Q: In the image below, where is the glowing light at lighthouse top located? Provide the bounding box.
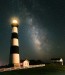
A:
[12,20,18,24]
[11,19,19,27]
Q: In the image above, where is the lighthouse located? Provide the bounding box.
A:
[9,19,20,67]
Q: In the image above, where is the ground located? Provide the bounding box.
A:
[0,65,65,75]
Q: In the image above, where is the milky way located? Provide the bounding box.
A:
[26,17,51,60]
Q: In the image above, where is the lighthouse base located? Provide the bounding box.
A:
[14,63,20,67]
[9,63,20,68]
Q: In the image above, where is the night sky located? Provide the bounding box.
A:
[0,0,65,65]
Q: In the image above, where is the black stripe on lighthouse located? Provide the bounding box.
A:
[10,46,19,54]
[11,33,18,39]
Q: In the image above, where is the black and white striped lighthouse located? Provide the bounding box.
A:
[9,19,20,67]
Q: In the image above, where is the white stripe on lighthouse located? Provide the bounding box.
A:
[12,54,20,63]
[12,27,18,33]
[12,38,19,46]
